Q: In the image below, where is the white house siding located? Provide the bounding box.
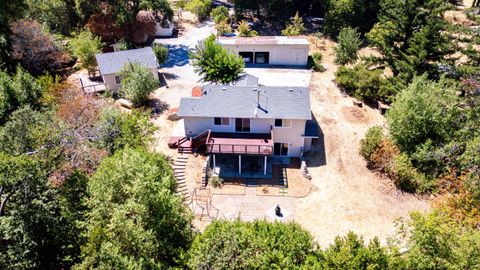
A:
[183,116,307,157]
[272,119,306,157]
[103,68,159,92]
[222,44,309,66]
[183,117,272,136]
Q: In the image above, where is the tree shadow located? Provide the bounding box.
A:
[158,72,180,88]
[162,44,191,68]
[150,98,170,118]
[303,114,327,167]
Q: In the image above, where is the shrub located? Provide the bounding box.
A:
[190,35,244,83]
[210,176,223,187]
[118,63,159,106]
[94,107,157,153]
[152,43,169,65]
[360,126,383,162]
[211,6,229,24]
[187,220,315,269]
[238,20,258,37]
[390,153,420,192]
[69,29,102,77]
[281,11,306,36]
[185,0,212,21]
[335,27,361,65]
[308,52,325,72]
[335,64,392,102]
[115,39,129,51]
[215,20,233,36]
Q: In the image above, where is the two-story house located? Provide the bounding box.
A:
[169,76,318,178]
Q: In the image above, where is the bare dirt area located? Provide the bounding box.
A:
[294,38,430,247]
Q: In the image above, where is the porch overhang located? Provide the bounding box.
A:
[206,132,273,156]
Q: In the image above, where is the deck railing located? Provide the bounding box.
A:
[206,143,273,155]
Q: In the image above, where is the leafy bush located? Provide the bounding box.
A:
[115,39,129,51]
[360,126,383,161]
[185,0,212,21]
[215,20,233,36]
[211,6,229,24]
[190,35,245,83]
[119,63,159,106]
[335,27,361,65]
[386,76,461,154]
[322,232,390,269]
[238,20,258,37]
[210,176,223,187]
[187,220,315,269]
[94,107,157,153]
[308,52,325,72]
[389,153,420,192]
[281,11,306,36]
[69,30,102,76]
[335,64,392,102]
[152,43,169,65]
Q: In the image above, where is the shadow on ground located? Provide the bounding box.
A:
[163,44,190,67]
[303,115,326,167]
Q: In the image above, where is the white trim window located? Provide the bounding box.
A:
[214,117,230,126]
[274,119,292,128]
[115,75,122,84]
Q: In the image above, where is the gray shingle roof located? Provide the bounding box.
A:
[178,85,312,120]
[95,47,158,75]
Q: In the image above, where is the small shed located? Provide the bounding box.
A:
[217,36,309,67]
[95,47,159,91]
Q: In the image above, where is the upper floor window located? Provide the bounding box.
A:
[214,117,230,126]
[115,75,122,84]
[274,119,291,128]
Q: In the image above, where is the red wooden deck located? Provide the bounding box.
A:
[206,133,273,155]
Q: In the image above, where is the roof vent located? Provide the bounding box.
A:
[289,89,294,93]
[222,87,227,91]
[252,88,258,91]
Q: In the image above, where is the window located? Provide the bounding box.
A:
[115,75,121,84]
[235,118,250,132]
[274,142,289,156]
[214,117,230,126]
[274,119,292,128]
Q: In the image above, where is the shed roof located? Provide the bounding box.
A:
[95,47,158,75]
[178,85,312,120]
[217,36,309,46]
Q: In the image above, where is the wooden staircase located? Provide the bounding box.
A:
[173,155,190,202]
[170,130,211,155]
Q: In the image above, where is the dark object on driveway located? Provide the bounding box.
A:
[275,205,283,217]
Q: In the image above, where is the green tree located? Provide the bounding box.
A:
[215,20,233,36]
[334,64,392,102]
[152,43,169,65]
[190,35,245,83]
[94,107,157,153]
[282,11,306,36]
[335,27,361,65]
[366,0,454,82]
[185,0,212,21]
[25,0,78,35]
[398,212,480,269]
[69,30,102,77]
[118,63,159,106]
[188,219,316,269]
[211,5,229,24]
[322,232,390,269]
[75,148,193,269]
[386,76,461,154]
[238,20,258,37]
[0,153,84,269]
[323,0,380,36]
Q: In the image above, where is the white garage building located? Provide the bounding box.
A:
[217,36,309,67]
